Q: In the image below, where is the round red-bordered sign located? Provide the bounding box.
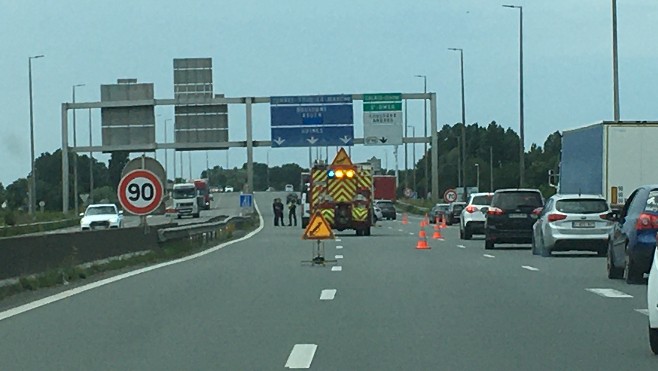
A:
[444,189,458,203]
[117,169,164,215]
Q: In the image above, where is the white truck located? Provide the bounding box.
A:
[557,121,658,209]
[172,183,200,218]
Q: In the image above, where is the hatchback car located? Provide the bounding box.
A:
[649,245,658,354]
[608,185,658,284]
[459,193,493,239]
[531,194,614,257]
[483,189,544,250]
[445,202,466,225]
[285,184,294,192]
[375,200,397,220]
[430,203,450,224]
[80,204,123,230]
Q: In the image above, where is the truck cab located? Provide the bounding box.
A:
[194,179,211,210]
[173,183,200,218]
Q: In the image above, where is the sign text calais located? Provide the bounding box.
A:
[363,93,403,146]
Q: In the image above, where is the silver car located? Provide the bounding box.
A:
[459,192,493,239]
[532,194,614,257]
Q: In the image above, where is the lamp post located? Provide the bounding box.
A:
[414,74,428,197]
[475,163,480,190]
[72,83,85,213]
[404,99,408,188]
[503,4,525,187]
[164,119,171,179]
[407,125,417,196]
[28,55,44,216]
[448,48,467,200]
[266,149,271,189]
[612,0,620,121]
[88,108,94,203]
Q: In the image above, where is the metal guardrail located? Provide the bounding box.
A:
[157,214,253,243]
[0,218,78,230]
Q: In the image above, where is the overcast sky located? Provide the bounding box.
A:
[1,0,657,186]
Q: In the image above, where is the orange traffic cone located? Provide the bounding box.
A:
[420,218,426,228]
[432,222,443,239]
[402,213,408,225]
[440,216,447,229]
[416,227,430,249]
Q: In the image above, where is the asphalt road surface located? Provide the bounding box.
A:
[0,194,656,369]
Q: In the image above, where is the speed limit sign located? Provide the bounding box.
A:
[117,169,164,215]
[443,189,458,203]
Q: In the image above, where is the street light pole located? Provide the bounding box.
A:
[449,48,467,201]
[415,75,428,197]
[612,0,620,121]
[407,125,417,196]
[164,119,171,179]
[88,108,94,203]
[72,83,85,214]
[475,163,480,190]
[503,4,525,187]
[404,99,408,189]
[490,146,494,191]
[28,55,44,216]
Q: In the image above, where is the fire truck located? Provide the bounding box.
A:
[306,148,374,236]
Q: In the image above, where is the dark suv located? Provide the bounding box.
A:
[375,200,397,220]
[483,189,544,250]
[446,202,466,225]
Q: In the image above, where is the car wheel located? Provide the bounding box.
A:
[459,228,465,240]
[485,239,494,250]
[596,243,607,257]
[193,213,200,218]
[607,246,624,279]
[540,237,552,257]
[392,215,396,220]
[650,327,658,355]
[624,253,643,284]
[531,234,539,256]
[464,227,472,240]
[365,227,371,236]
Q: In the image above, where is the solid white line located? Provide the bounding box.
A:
[457,245,466,249]
[521,265,539,271]
[335,254,343,259]
[285,344,318,369]
[331,266,342,272]
[320,289,337,300]
[635,309,650,316]
[336,245,343,250]
[585,288,633,298]
[0,200,266,323]
[483,254,495,258]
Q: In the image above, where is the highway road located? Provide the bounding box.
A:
[0,193,656,369]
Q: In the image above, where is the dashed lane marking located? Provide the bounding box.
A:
[335,255,343,259]
[521,265,539,271]
[483,254,495,258]
[320,289,337,301]
[285,344,317,369]
[331,266,342,272]
[457,245,466,249]
[585,288,633,298]
[336,245,343,250]
[635,309,650,316]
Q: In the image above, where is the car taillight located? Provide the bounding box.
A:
[547,213,567,222]
[635,212,658,230]
[599,212,614,221]
[487,207,504,216]
[465,205,478,213]
[532,207,543,216]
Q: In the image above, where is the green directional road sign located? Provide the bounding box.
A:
[363,93,403,146]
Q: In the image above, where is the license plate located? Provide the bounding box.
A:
[573,221,595,228]
[509,213,527,219]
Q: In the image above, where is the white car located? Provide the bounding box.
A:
[285,184,294,192]
[224,186,234,192]
[649,246,658,354]
[373,205,384,222]
[80,204,123,230]
[459,192,493,240]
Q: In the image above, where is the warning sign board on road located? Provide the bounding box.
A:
[117,169,164,216]
[331,148,354,166]
[302,211,335,240]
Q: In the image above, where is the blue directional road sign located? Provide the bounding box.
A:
[270,94,354,147]
[239,194,253,208]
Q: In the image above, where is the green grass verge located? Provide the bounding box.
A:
[395,199,434,215]
[0,214,260,301]
[0,218,80,238]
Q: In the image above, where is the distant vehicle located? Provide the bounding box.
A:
[80,204,123,230]
[430,203,449,224]
[459,193,493,239]
[194,179,211,210]
[445,202,466,225]
[266,186,275,191]
[483,189,544,250]
[285,184,294,192]
[531,194,613,257]
[373,175,396,201]
[608,185,658,283]
[286,192,299,205]
[224,186,234,192]
[648,245,658,354]
[210,187,220,193]
[373,205,384,222]
[172,183,200,218]
[375,200,396,220]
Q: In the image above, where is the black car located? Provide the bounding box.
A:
[375,200,397,220]
[430,204,450,223]
[446,202,466,225]
[483,189,544,250]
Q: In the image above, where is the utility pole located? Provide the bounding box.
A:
[489,146,494,191]
[88,108,94,203]
[28,55,44,216]
[404,99,408,188]
[72,83,85,214]
[612,0,620,121]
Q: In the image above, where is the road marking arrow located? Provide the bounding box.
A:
[273,137,286,146]
[379,137,388,143]
[307,136,318,145]
[339,135,352,144]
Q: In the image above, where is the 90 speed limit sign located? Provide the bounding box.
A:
[117,169,164,215]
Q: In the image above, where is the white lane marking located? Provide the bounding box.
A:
[320,289,337,301]
[398,229,404,232]
[0,200,266,323]
[331,266,342,272]
[585,288,633,298]
[335,239,342,242]
[335,254,343,259]
[635,309,650,316]
[457,245,466,249]
[521,265,539,271]
[285,344,318,369]
[483,254,495,258]
[387,226,393,229]
[336,245,343,250]
[409,232,415,235]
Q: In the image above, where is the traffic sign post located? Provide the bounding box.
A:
[239,193,254,215]
[117,169,164,216]
[301,211,337,266]
[363,93,403,146]
[444,189,458,203]
[270,95,354,147]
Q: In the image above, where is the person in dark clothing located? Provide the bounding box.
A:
[288,199,297,226]
[273,198,284,226]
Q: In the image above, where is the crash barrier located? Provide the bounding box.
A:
[158,215,255,244]
[0,218,80,238]
[395,200,431,216]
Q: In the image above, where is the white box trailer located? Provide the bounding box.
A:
[559,121,658,207]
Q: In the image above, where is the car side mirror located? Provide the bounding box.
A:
[79,212,84,217]
[119,211,124,215]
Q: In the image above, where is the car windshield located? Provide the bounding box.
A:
[495,192,543,210]
[377,201,394,208]
[86,206,116,216]
[556,199,608,214]
[471,195,493,206]
[173,188,196,199]
[645,190,658,212]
